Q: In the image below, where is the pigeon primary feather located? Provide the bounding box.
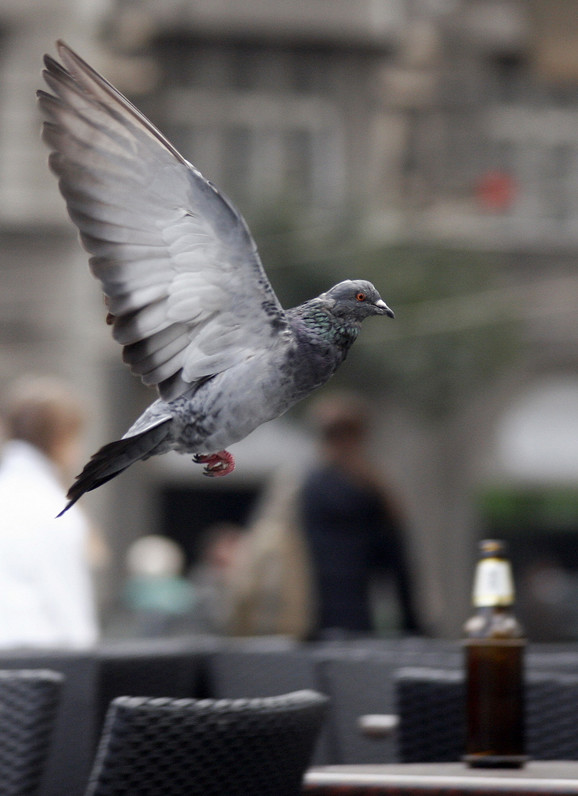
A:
[37,41,394,515]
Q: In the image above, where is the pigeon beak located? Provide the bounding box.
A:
[375,299,395,319]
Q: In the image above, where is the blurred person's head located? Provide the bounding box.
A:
[308,391,372,459]
[197,522,244,571]
[2,375,87,474]
[126,535,186,579]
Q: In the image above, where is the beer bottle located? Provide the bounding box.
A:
[463,539,526,768]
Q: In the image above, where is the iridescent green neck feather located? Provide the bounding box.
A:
[299,304,360,350]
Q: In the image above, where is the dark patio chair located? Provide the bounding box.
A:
[319,647,461,764]
[93,638,207,730]
[395,667,464,762]
[0,669,64,796]
[85,689,328,796]
[395,666,578,763]
[209,644,332,763]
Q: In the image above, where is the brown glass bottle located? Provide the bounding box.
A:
[463,539,526,768]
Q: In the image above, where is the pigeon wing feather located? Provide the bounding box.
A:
[38,41,289,401]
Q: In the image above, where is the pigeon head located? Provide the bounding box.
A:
[320,280,394,321]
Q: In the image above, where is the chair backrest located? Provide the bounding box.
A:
[0,669,64,796]
[209,646,333,763]
[526,673,578,759]
[319,647,461,764]
[85,689,328,796]
[395,667,578,763]
[395,667,464,763]
[94,639,205,731]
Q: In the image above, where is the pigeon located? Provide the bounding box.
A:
[37,41,394,515]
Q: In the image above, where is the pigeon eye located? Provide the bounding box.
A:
[356,292,366,302]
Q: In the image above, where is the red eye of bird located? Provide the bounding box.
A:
[356,292,366,302]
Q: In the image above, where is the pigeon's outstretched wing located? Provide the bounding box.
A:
[38,41,289,402]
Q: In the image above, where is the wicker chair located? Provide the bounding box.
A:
[0,669,64,796]
[85,689,328,796]
[209,646,333,763]
[395,667,464,762]
[395,666,578,763]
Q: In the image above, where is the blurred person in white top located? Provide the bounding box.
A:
[0,376,100,648]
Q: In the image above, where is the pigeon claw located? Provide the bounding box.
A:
[193,450,235,478]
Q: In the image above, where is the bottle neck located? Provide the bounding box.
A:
[472,557,515,608]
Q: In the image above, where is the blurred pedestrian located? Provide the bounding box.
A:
[0,375,100,648]
[228,392,421,640]
[300,392,421,638]
[228,477,315,639]
[189,522,244,634]
[123,534,195,637]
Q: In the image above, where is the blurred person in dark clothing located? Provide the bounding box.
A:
[300,392,420,638]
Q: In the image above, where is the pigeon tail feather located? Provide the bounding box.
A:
[58,419,171,516]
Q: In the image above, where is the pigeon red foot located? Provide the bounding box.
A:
[193,450,235,477]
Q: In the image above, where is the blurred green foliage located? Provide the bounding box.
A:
[479,487,578,534]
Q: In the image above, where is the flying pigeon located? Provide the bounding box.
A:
[37,41,394,515]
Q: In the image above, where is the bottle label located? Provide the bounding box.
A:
[472,558,514,606]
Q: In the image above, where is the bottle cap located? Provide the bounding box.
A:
[479,539,507,557]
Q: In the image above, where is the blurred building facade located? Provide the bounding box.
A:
[1,0,578,636]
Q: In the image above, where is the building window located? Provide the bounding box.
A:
[152,38,346,211]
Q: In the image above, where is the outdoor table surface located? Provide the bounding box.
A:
[304,761,578,795]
